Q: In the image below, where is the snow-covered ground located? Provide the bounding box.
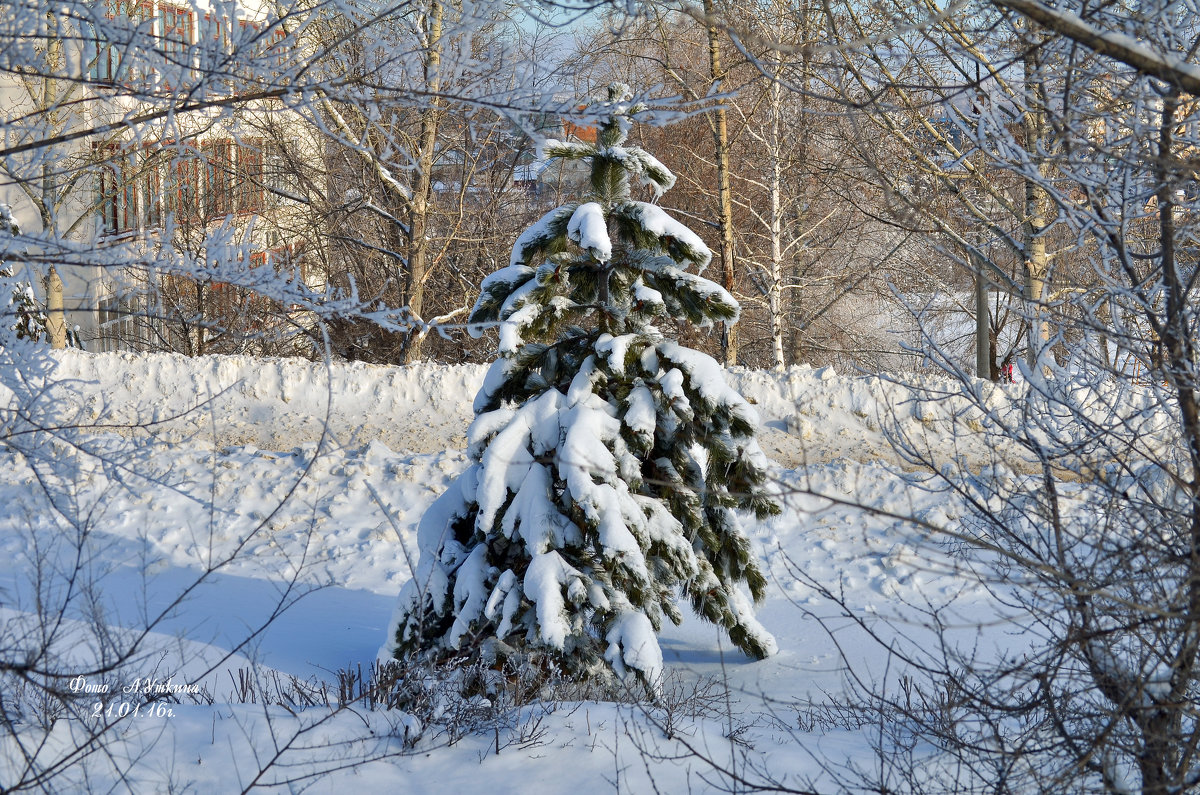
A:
[0,350,1038,792]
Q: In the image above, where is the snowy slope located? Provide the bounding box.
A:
[0,350,1071,792]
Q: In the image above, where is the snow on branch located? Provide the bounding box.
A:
[609,147,676,197]
[539,138,594,160]
[992,0,1200,95]
[508,205,577,268]
[567,202,612,263]
[626,202,712,269]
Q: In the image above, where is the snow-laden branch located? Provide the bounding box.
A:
[992,0,1200,94]
[320,97,415,205]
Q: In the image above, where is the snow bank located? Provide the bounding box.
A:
[37,351,1170,475]
[42,349,486,454]
[38,352,906,465]
[41,352,907,466]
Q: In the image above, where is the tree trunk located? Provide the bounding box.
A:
[1022,44,1052,370]
[1154,88,1200,795]
[38,10,61,234]
[767,54,785,371]
[402,0,443,365]
[45,266,66,349]
[704,0,737,366]
[787,0,814,368]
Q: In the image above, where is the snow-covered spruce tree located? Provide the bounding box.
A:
[383,84,779,686]
[0,204,46,343]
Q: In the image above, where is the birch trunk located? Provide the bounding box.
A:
[402,0,443,364]
[704,0,738,366]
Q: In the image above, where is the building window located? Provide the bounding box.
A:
[89,32,122,83]
[87,2,286,87]
[167,152,202,226]
[202,140,233,218]
[263,142,296,200]
[237,144,265,213]
[235,18,261,46]
[89,0,196,85]
[144,158,163,228]
[97,291,141,352]
[201,11,229,48]
[158,3,193,58]
[89,0,155,84]
[267,27,288,68]
[200,10,232,73]
[96,140,270,233]
[157,2,195,85]
[95,147,142,235]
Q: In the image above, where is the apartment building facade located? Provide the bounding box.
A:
[0,0,314,353]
